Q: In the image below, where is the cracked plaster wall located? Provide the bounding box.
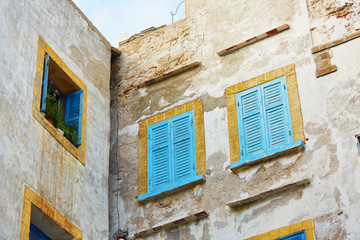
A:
[108,0,360,239]
[0,0,111,239]
[306,0,360,46]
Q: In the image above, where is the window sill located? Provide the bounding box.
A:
[230,140,305,172]
[133,211,208,238]
[137,174,205,203]
[227,178,310,208]
[32,110,86,165]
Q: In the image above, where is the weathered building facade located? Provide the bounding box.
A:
[0,0,112,239]
[109,0,360,239]
[2,0,360,239]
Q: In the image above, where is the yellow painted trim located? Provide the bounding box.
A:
[32,36,87,165]
[138,98,206,195]
[225,64,305,164]
[20,185,82,240]
[244,219,316,240]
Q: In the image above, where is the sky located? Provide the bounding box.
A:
[72,0,185,46]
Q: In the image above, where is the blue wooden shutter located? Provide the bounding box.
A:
[237,88,265,159]
[40,54,50,112]
[30,224,52,240]
[262,77,291,149]
[149,121,171,190]
[65,90,84,146]
[276,231,305,240]
[172,113,194,181]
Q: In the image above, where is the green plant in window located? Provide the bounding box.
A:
[44,89,79,145]
[44,90,64,128]
[64,122,79,145]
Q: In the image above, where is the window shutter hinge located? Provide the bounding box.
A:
[191,118,193,124]
[289,131,291,136]
[237,102,239,107]
[149,179,151,184]
[149,134,150,139]
[193,164,195,169]
[241,150,243,155]
[283,85,286,89]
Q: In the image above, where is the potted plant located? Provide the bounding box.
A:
[64,123,79,145]
[44,89,80,145]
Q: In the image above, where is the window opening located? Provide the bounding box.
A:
[40,53,83,146]
[30,204,75,240]
[236,76,293,163]
[275,230,305,240]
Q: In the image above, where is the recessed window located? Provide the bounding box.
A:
[355,134,360,153]
[148,111,196,192]
[21,186,82,240]
[40,54,83,146]
[30,205,74,240]
[226,64,305,171]
[137,99,206,202]
[243,219,315,240]
[32,37,87,165]
[276,230,305,240]
[236,76,293,162]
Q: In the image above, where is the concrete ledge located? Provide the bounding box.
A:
[134,61,201,88]
[227,179,310,208]
[217,24,290,57]
[230,140,305,172]
[137,174,205,203]
[132,211,209,238]
[316,65,337,78]
[311,30,360,54]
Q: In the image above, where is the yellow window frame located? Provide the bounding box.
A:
[138,98,206,197]
[32,36,87,165]
[244,219,316,240]
[20,185,82,240]
[225,64,305,167]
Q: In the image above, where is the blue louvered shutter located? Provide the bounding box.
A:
[65,90,84,146]
[276,231,305,240]
[149,121,171,190]
[40,54,50,112]
[262,77,291,150]
[237,87,266,159]
[30,224,52,240]
[172,113,194,181]
[30,229,41,240]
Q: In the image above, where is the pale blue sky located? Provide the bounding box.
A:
[72,0,185,46]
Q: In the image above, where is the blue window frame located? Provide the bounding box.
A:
[147,110,197,195]
[276,230,306,240]
[40,53,83,146]
[236,76,294,164]
[30,224,52,240]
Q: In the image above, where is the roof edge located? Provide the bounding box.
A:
[66,0,112,51]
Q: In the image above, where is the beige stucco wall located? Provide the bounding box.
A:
[109,0,360,239]
[0,0,111,239]
[306,0,360,46]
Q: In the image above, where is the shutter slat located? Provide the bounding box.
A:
[242,90,260,116]
[65,90,84,146]
[264,81,289,149]
[152,147,171,187]
[150,122,171,189]
[40,54,50,112]
[174,139,191,179]
[173,115,192,180]
[264,82,283,108]
[153,124,168,147]
[238,88,265,157]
